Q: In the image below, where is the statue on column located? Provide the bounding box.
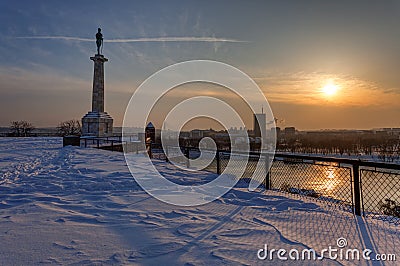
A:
[96,28,103,55]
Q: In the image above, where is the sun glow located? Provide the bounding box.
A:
[321,81,339,96]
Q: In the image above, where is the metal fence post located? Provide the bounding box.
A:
[165,146,169,162]
[265,154,271,190]
[352,163,362,216]
[216,150,221,175]
[185,147,190,168]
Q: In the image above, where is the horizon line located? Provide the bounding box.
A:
[1,125,399,131]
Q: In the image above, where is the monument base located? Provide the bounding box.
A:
[81,111,113,137]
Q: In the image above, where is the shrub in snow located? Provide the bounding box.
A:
[379,199,400,218]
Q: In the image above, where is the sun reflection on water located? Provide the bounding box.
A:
[320,167,337,194]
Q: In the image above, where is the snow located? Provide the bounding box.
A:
[0,137,398,265]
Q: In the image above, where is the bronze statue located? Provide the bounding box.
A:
[96,28,103,55]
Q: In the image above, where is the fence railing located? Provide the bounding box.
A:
[80,136,144,153]
[153,146,400,222]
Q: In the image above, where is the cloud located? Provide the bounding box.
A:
[0,66,88,93]
[15,36,248,43]
[254,71,400,107]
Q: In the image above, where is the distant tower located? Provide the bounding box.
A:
[81,29,113,137]
[253,112,266,138]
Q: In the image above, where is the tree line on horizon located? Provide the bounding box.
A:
[277,132,400,162]
[8,119,81,137]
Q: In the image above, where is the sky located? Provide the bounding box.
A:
[0,0,399,130]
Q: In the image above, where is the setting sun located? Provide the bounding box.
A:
[321,82,339,96]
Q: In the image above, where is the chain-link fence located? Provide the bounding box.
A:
[80,135,144,153]
[155,146,400,223]
[361,169,400,223]
[270,158,353,212]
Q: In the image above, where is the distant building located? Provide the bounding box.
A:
[377,128,400,135]
[271,127,281,138]
[253,113,266,138]
[190,129,203,139]
[284,127,296,135]
[138,132,145,142]
[179,131,190,138]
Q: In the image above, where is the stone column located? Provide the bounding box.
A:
[90,55,108,113]
[81,54,113,137]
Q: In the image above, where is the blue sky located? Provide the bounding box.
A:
[1,0,399,129]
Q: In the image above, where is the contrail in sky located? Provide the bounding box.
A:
[15,36,248,43]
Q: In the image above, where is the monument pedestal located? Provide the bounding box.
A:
[82,54,113,137]
[82,111,113,137]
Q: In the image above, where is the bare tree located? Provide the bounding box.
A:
[10,121,22,137]
[57,119,81,136]
[22,121,35,136]
[10,121,35,137]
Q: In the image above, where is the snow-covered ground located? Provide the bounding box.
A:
[0,138,398,265]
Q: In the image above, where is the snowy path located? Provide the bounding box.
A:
[0,138,398,265]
